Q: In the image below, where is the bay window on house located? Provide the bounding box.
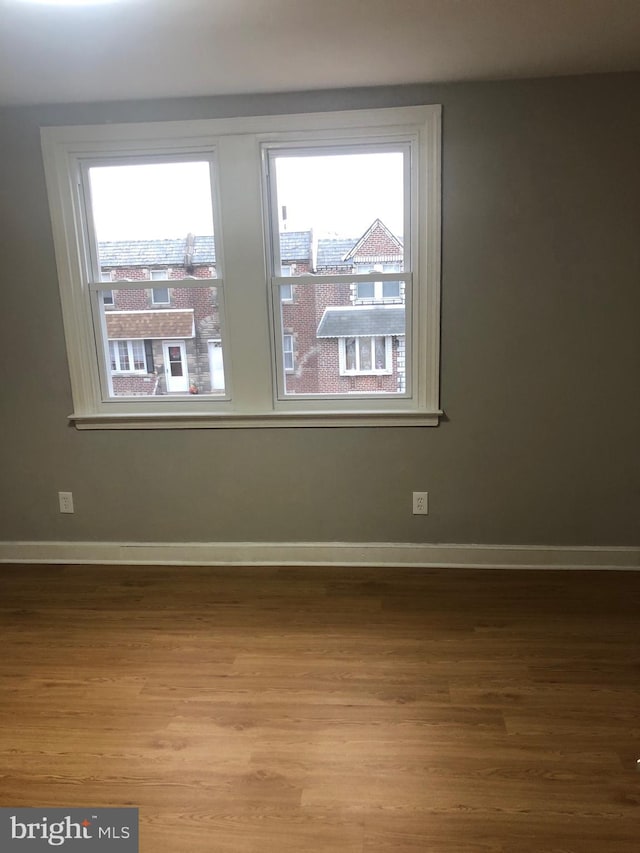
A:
[41,106,441,428]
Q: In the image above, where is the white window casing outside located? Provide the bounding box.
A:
[339,336,392,376]
[283,334,295,373]
[109,339,147,373]
[41,106,442,429]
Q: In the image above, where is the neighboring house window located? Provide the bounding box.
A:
[283,334,294,372]
[101,272,114,305]
[339,336,392,375]
[41,105,441,428]
[150,269,170,305]
[109,340,147,373]
[355,264,401,301]
[280,265,293,302]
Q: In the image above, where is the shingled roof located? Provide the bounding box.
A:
[97,221,401,271]
[99,236,216,267]
[106,310,195,340]
[315,238,357,270]
[316,305,405,338]
[280,231,312,262]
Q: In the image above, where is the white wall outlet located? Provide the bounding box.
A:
[58,491,74,514]
[412,491,428,515]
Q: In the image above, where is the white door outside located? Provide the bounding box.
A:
[208,339,225,391]
[162,341,189,393]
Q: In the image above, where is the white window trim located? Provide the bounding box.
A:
[283,333,294,373]
[40,106,442,429]
[150,270,171,305]
[109,339,147,374]
[355,281,402,302]
[339,335,393,376]
[280,267,293,302]
[354,264,401,303]
[151,287,171,306]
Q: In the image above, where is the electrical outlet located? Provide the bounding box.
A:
[412,491,428,515]
[58,491,74,514]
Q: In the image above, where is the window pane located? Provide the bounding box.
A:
[88,161,217,281]
[283,334,294,372]
[281,284,404,395]
[280,283,293,302]
[98,286,225,397]
[271,150,405,269]
[382,280,401,299]
[345,338,356,372]
[132,340,146,370]
[117,341,130,371]
[356,282,375,300]
[359,337,372,371]
[152,287,170,305]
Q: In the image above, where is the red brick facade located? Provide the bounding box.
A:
[100,221,405,398]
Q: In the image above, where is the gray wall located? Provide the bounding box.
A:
[1,73,638,547]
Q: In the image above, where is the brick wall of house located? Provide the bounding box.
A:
[100,223,405,398]
[104,265,221,395]
[282,274,399,396]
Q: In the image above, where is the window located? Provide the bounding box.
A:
[101,272,114,305]
[280,266,293,302]
[283,334,294,372]
[355,265,401,301]
[109,340,147,373]
[150,270,170,305]
[340,336,391,375]
[41,106,441,428]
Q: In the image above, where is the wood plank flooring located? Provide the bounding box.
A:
[0,564,639,852]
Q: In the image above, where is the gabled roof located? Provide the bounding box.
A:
[106,310,195,340]
[316,305,405,338]
[343,218,403,263]
[99,236,215,268]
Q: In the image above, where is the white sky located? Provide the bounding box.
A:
[89,152,404,242]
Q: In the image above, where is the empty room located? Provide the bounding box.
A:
[0,1,639,851]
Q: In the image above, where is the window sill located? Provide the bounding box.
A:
[69,410,443,429]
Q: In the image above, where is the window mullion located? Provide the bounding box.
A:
[216,135,273,413]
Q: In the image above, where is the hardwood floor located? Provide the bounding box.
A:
[0,564,639,852]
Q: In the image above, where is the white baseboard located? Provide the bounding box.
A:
[0,540,638,569]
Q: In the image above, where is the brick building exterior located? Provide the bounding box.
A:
[99,219,405,397]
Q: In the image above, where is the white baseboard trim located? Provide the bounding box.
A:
[0,540,638,570]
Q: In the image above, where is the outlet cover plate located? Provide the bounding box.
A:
[412,491,428,515]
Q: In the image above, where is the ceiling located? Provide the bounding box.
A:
[1,0,639,107]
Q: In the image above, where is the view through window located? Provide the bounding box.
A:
[41,106,441,427]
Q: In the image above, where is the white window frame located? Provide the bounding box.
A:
[279,266,293,302]
[283,333,295,373]
[41,106,441,429]
[339,335,392,376]
[101,272,114,305]
[355,265,402,302]
[109,339,147,374]
[150,269,170,305]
